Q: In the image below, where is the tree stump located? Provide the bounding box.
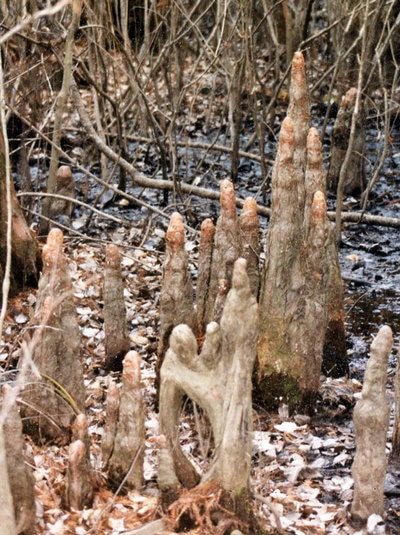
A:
[158,51,347,417]
[20,228,85,444]
[103,244,130,371]
[106,351,145,491]
[158,258,258,530]
[351,325,392,523]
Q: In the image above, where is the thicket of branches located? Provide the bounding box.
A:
[0,0,399,233]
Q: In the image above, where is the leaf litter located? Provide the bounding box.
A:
[2,235,400,535]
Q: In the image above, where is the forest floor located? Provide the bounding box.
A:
[2,195,400,534]
[3,52,400,533]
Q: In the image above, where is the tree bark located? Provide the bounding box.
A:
[2,386,35,534]
[351,325,392,523]
[0,130,40,296]
[390,344,400,463]
[65,440,93,510]
[102,378,120,469]
[157,212,196,391]
[239,197,260,298]
[204,179,242,327]
[103,244,130,371]
[0,426,17,535]
[107,351,145,492]
[159,258,258,529]
[327,88,365,195]
[20,228,85,444]
[256,52,346,413]
[196,218,215,339]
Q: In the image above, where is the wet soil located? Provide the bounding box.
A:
[78,120,400,381]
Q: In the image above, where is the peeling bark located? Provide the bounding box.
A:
[21,228,85,443]
[159,258,258,526]
[103,244,130,371]
[107,351,145,491]
[351,325,392,523]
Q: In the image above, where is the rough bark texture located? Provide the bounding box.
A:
[157,212,196,389]
[351,325,392,523]
[21,228,85,444]
[256,51,347,412]
[159,258,258,527]
[391,344,400,463]
[196,218,215,338]
[0,130,41,296]
[327,88,366,195]
[65,439,93,510]
[103,243,130,371]
[71,413,91,462]
[2,387,35,534]
[323,234,348,378]
[287,51,311,169]
[48,165,76,228]
[101,378,120,469]
[0,426,17,535]
[204,179,242,327]
[257,116,329,412]
[107,351,145,491]
[239,197,260,298]
[306,128,348,377]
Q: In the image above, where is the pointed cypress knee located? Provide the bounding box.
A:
[351,325,392,523]
[107,351,145,491]
[20,228,85,443]
[103,244,130,371]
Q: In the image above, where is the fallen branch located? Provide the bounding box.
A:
[9,90,400,232]
[71,84,400,229]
